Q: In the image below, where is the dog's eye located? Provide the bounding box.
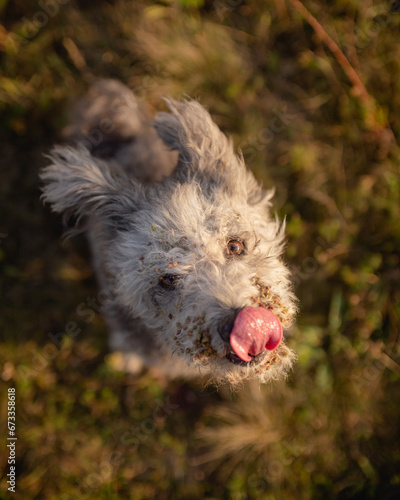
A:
[227,239,245,256]
[111,215,130,231]
[158,274,178,290]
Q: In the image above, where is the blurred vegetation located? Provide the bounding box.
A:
[1,0,400,499]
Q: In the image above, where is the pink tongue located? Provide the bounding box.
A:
[230,307,283,362]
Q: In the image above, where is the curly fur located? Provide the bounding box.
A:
[40,80,298,388]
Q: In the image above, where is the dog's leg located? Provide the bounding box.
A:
[63,79,177,183]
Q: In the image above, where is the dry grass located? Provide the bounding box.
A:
[1,0,400,498]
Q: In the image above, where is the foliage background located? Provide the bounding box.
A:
[0,0,400,498]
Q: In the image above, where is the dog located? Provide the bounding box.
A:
[40,80,297,387]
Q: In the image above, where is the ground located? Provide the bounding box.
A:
[0,1,400,499]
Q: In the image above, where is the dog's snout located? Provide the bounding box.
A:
[217,308,243,343]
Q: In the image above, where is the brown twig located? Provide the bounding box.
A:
[288,0,372,105]
[289,0,399,144]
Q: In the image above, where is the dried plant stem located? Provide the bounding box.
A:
[288,0,372,105]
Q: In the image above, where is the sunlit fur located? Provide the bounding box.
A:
[41,80,297,388]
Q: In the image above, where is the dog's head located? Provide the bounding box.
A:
[41,99,297,386]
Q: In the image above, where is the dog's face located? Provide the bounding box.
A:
[41,99,297,386]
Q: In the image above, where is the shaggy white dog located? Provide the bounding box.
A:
[41,80,297,387]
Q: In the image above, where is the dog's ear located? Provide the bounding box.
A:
[153,99,274,207]
[153,99,239,186]
[40,146,143,231]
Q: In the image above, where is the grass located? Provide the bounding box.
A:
[0,0,400,498]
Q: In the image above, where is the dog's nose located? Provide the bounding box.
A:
[217,308,243,343]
